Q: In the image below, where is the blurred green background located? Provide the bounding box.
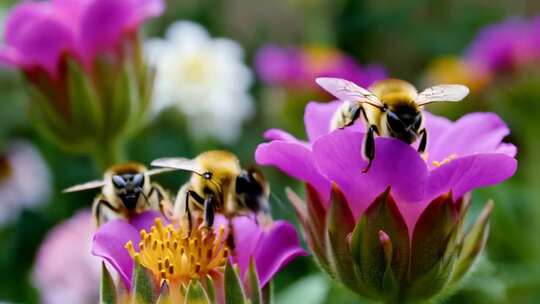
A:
[1,0,540,303]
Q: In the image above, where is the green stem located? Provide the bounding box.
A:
[92,139,126,173]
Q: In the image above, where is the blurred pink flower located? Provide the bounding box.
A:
[0,140,51,225]
[33,210,100,304]
[255,45,386,91]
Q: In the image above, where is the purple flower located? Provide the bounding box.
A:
[465,15,540,74]
[255,45,386,91]
[92,211,305,302]
[256,100,517,302]
[0,0,164,76]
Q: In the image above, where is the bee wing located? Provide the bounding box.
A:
[63,180,105,193]
[315,77,384,108]
[151,157,201,174]
[147,167,177,176]
[415,84,469,106]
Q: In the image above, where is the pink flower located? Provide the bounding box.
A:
[33,210,100,304]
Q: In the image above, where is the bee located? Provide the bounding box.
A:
[317,77,469,172]
[63,163,174,226]
[151,150,271,230]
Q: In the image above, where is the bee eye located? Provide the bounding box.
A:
[112,175,126,189]
[133,173,145,187]
[413,114,422,130]
[387,111,404,133]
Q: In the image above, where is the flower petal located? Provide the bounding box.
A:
[423,111,452,153]
[256,141,331,202]
[251,221,307,287]
[129,210,162,231]
[231,217,264,280]
[313,130,428,218]
[4,2,75,74]
[304,101,365,143]
[79,0,133,60]
[429,113,516,163]
[426,153,518,202]
[263,129,299,142]
[92,219,140,289]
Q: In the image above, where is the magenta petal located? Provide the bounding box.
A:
[4,2,75,74]
[429,113,516,162]
[129,0,164,27]
[256,141,331,203]
[263,129,299,142]
[251,221,307,287]
[426,153,518,202]
[231,217,264,279]
[129,210,162,231]
[423,111,452,154]
[313,130,428,218]
[79,0,133,60]
[304,101,341,143]
[0,48,19,67]
[92,220,140,289]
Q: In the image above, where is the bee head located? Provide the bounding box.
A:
[112,173,145,210]
[386,104,422,144]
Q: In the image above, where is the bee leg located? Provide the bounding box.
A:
[203,196,215,228]
[93,198,120,226]
[185,190,205,235]
[342,103,363,128]
[362,125,379,173]
[418,129,428,153]
[149,185,172,220]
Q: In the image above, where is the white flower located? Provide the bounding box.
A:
[146,21,254,143]
[32,210,100,304]
[0,140,51,225]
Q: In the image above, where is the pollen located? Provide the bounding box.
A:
[432,154,458,167]
[124,218,229,286]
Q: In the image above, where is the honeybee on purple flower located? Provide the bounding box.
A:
[317,77,469,172]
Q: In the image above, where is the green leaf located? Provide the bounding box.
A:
[276,274,328,304]
[185,280,211,303]
[131,262,158,304]
[224,260,247,304]
[66,59,103,137]
[349,189,410,300]
[248,258,262,304]
[325,184,360,290]
[204,275,216,303]
[100,263,117,304]
[450,200,493,285]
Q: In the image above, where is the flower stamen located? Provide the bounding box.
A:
[432,153,458,167]
[124,218,229,286]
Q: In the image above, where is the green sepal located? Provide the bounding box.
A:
[204,275,216,303]
[248,257,262,304]
[350,189,410,300]
[450,200,494,285]
[224,260,247,304]
[66,59,103,138]
[262,280,273,304]
[111,60,137,137]
[131,262,158,304]
[26,83,86,151]
[100,263,117,304]
[185,280,211,303]
[156,282,171,304]
[410,194,458,280]
[379,231,398,297]
[325,184,359,290]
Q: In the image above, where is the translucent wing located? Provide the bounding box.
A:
[415,84,469,106]
[151,157,201,174]
[63,180,105,193]
[147,167,177,176]
[315,77,384,108]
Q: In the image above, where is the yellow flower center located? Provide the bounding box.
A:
[125,218,229,286]
[432,154,458,167]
